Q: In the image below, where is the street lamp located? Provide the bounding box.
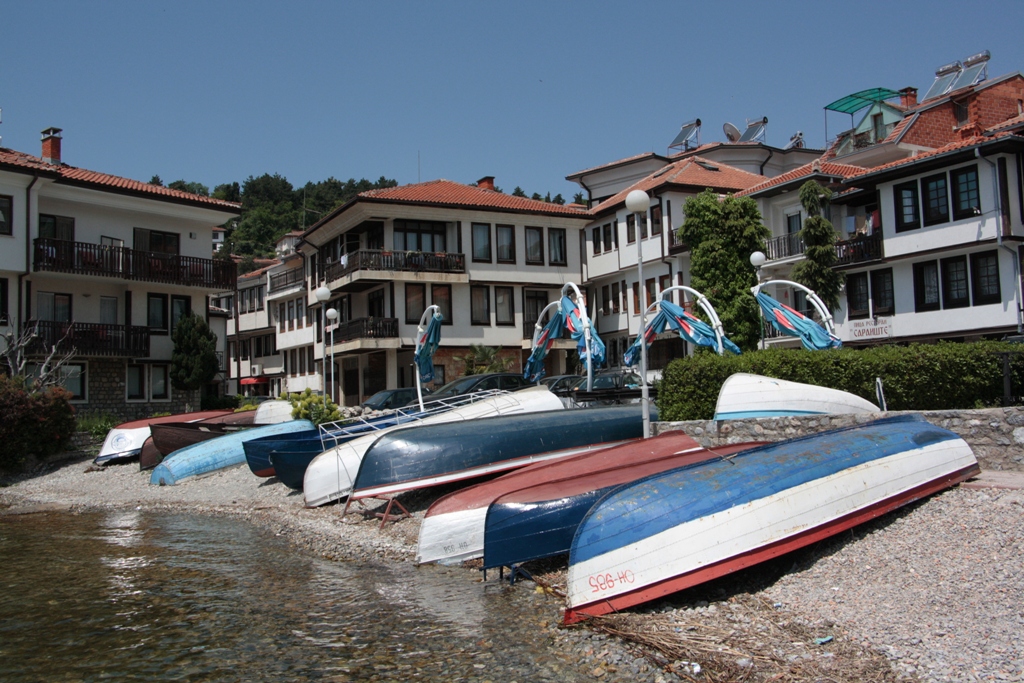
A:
[625,189,651,439]
[749,251,766,349]
[315,285,331,408]
[326,307,338,405]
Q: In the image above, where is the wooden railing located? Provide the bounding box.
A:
[269,267,305,293]
[33,238,236,289]
[324,249,466,282]
[331,317,399,343]
[668,231,690,253]
[835,232,883,266]
[765,232,805,261]
[25,320,150,357]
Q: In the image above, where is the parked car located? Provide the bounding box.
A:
[568,369,644,406]
[428,373,532,400]
[361,387,422,411]
[540,374,582,393]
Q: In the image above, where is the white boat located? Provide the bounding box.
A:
[713,373,879,420]
[253,400,295,424]
[302,387,564,508]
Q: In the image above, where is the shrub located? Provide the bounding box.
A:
[76,413,120,441]
[657,341,1024,421]
[0,374,76,471]
[201,394,241,411]
[283,388,341,425]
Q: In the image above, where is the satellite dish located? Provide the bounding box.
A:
[723,122,741,142]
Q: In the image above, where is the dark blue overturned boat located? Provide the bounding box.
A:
[349,405,648,502]
[269,447,321,490]
[243,429,324,478]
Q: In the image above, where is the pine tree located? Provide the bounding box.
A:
[790,180,845,311]
[170,313,221,394]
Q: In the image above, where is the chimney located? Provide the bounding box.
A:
[898,87,918,109]
[41,127,62,165]
[476,176,495,191]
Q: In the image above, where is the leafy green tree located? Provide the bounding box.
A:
[678,189,769,351]
[551,193,565,205]
[170,313,221,397]
[512,186,527,197]
[213,182,241,202]
[790,180,845,312]
[168,179,210,196]
[573,192,586,205]
[455,344,514,375]
[150,175,163,186]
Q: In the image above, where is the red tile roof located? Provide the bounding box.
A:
[566,151,669,179]
[359,179,589,217]
[845,131,1017,180]
[238,259,281,281]
[738,160,866,196]
[0,147,240,212]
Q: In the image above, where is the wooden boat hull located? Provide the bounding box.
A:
[138,437,162,471]
[353,404,651,501]
[417,431,701,566]
[713,373,879,420]
[482,440,759,570]
[152,422,247,457]
[303,387,565,508]
[94,410,233,464]
[563,414,979,624]
[140,412,257,470]
[149,420,313,486]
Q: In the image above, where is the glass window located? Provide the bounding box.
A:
[394,219,446,253]
[37,292,72,322]
[787,213,802,234]
[632,282,640,315]
[846,272,870,319]
[100,296,118,325]
[279,303,286,332]
[970,251,1001,305]
[299,347,307,375]
[406,283,426,323]
[602,285,611,316]
[894,181,920,232]
[368,289,385,318]
[151,365,168,400]
[472,223,491,262]
[914,261,940,312]
[147,294,167,333]
[495,286,514,325]
[941,256,970,308]
[922,173,950,226]
[0,195,11,236]
[611,282,620,314]
[0,277,9,325]
[952,165,981,221]
[591,226,601,255]
[296,298,305,328]
[432,284,452,325]
[287,300,295,330]
[40,214,75,241]
[651,204,663,235]
[525,227,543,264]
[626,214,636,244]
[548,228,567,265]
[307,346,314,375]
[870,269,895,316]
[127,365,145,400]
[471,285,490,325]
[602,223,613,252]
[645,278,656,308]
[171,295,191,332]
[496,225,515,263]
[61,363,85,401]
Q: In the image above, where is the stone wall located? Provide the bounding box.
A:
[654,408,1024,472]
[82,358,199,421]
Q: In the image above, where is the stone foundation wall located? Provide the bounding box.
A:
[81,358,199,421]
[654,408,1024,472]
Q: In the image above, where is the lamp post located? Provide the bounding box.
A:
[326,307,338,405]
[314,285,331,408]
[625,189,651,439]
[749,251,766,349]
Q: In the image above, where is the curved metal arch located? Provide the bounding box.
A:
[752,279,836,336]
[644,285,729,355]
[527,283,595,392]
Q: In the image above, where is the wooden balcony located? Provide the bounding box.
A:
[269,267,305,293]
[324,249,466,283]
[668,231,690,254]
[765,232,805,262]
[835,232,883,266]
[331,317,399,344]
[33,238,236,289]
[25,320,150,357]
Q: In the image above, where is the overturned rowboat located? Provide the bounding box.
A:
[713,373,879,420]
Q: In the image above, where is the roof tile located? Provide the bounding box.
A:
[359,179,588,216]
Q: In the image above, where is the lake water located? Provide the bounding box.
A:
[0,510,590,682]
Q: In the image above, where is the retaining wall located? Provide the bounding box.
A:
[654,408,1024,472]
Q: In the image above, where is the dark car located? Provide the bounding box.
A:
[428,373,532,400]
[361,388,422,411]
[540,374,582,393]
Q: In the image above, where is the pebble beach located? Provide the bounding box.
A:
[1,453,1022,683]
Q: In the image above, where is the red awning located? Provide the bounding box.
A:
[240,377,269,385]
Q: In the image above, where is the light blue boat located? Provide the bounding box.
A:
[150,419,314,486]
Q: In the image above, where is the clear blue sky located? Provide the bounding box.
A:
[3,1,1024,201]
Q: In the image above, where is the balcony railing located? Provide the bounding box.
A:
[25,320,150,357]
[324,249,466,282]
[33,238,236,289]
[765,232,805,261]
[330,317,399,344]
[269,267,305,293]
[835,232,883,266]
[668,231,690,253]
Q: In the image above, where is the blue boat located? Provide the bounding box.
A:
[350,405,648,501]
[268,448,320,490]
[150,420,314,486]
[563,415,979,623]
[243,429,323,478]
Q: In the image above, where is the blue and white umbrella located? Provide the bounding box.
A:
[624,299,741,366]
[414,309,444,383]
[756,291,841,351]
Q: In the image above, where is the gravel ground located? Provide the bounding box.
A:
[2,453,1022,683]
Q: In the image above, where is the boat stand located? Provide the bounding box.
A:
[341,495,411,529]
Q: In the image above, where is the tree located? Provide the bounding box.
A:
[455,344,514,375]
[512,186,527,197]
[168,179,210,196]
[790,180,845,312]
[170,313,220,401]
[150,175,163,186]
[573,192,586,205]
[213,182,241,202]
[678,190,770,352]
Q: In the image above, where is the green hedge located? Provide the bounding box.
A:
[657,342,1024,421]
[0,375,77,472]
[201,393,241,411]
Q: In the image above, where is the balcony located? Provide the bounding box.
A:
[835,232,883,266]
[331,317,399,344]
[25,320,150,357]
[269,267,305,293]
[668,231,690,254]
[33,238,236,289]
[765,233,805,262]
[324,249,466,283]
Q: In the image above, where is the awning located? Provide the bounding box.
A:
[240,377,269,385]
[824,88,900,114]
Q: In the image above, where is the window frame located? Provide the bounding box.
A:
[548,228,567,266]
[525,226,544,265]
[0,277,8,325]
[846,272,870,320]
[651,204,663,236]
[431,284,452,325]
[870,268,895,316]
[602,285,611,316]
[951,165,981,221]
[126,364,146,401]
[171,295,191,332]
[0,195,12,236]
[405,283,426,324]
[61,361,87,402]
[470,285,491,325]
[602,223,613,253]
[970,250,1001,306]
[147,293,168,334]
[591,226,602,255]
[471,222,492,263]
[495,285,514,326]
[495,224,515,263]
[151,364,170,401]
[913,261,941,312]
[941,255,970,309]
[921,172,950,227]
[894,181,920,232]
[39,213,75,241]
[626,214,636,244]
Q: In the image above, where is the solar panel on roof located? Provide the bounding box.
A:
[950,62,987,92]
[738,122,765,142]
[669,119,701,151]
[923,70,960,101]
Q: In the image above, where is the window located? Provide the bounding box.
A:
[970,251,1001,305]
[611,282,620,314]
[645,278,656,308]
[133,227,179,254]
[913,261,940,312]
[0,195,11,236]
[39,214,75,241]
[307,347,315,375]
[894,181,920,232]
[432,284,452,324]
[254,336,264,358]
[151,364,169,400]
[287,300,295,330]
[406,284,426,323]
[368,289,385,318]
[100,296,118,325]
[632,282,640,315]
[846,272,870,319]
[472,223,491,262]
[870,269,895,316]
[146,293,168,333]
[872,112,886,141]
[954,100,969,127]
[651,204,663,235]
[621,279,628,313]
[256,286,265,311]
[524,290,548,327]
[548,228,567,265]
[952,165,981,221]
[432,365,446,387]
[626,214,636,244]
[922,173,950,227]
[299,347,307,375]
[495,286,514,325]
[279,303,286,332]
[61,363,86,401]
[592,226,601,255]
[127,365,146,400]
[525,227,544,264]
[602,223,613,252]
[37,291,72,322]
[941,256,970,308]
[602,285,611,316]
[496,225,515,263]
[240,340,249,360]
[171,295,191,332]
[0,277,8,325]
[289,349,297,376]
[296,298,305,328]
[394,219,446,252]
[787,212,802,235]
[471,285,490,325]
